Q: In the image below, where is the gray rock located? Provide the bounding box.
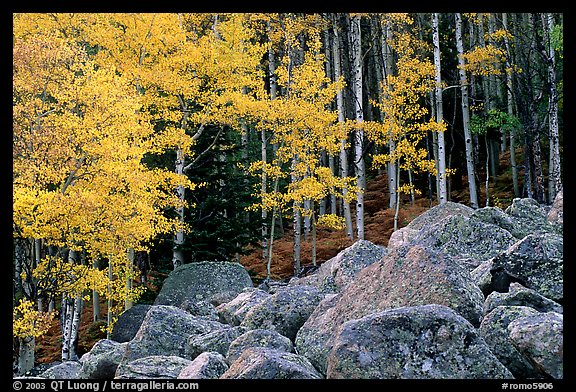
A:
[471,259,494,296]
[39,361,81,379]
[407,201,475,230]
[479,306,541,378]
[221,347,323,379]
[110,304,151,343]
[484,283,563,315]
[291,239,387,293]
[120,305,226,365]
[490,233,563,302]
[78,339,127,379]
[216,288,271,326]
[186,326,247,360]
[178,352,229,379]
[325,304,512,379]
[115,356,191,379]
[241,284,323,341]
[387,202,474,251]
[180,299,220,321]
[227,329,294,364]
[508,312,563,379]
[547,189,563,232]
[154,261,254,308]
[505,198,560,238]
[295,244,485,375]
[413,214,516,270]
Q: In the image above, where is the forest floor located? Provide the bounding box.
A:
[32,150,521,365]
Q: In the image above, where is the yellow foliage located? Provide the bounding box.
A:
[316,214,346,230]
[13,299,54,339]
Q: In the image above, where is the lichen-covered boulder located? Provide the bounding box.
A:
[186,326,248,360]
[78,339,127,379]
[241,284,323,341]
[115,356,191,379]
[490,233,563,302]
[484,283,563,316]
[39,361,81,379]
[221,348,322,379]
[215,288,271,326]
[508,312,563,379]
[478,306,541,378]
[291,239,387,293]
[505,198,560,237]
[471,259,494,296]
[226,329,294,364]
[547,190,563,232]
[413,214,516,270]
[295,244,485,374]
[325,304,512,379]
[120,305,226,365]
[180,299,220,321]
[387,201,474,251]
[110,304,151,343]
[178,352,229,379]
[154,261,254,308]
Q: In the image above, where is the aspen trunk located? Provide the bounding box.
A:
[432,13,447,204]
[172,146,185,270]
[350,14,366,239]
[502,13,520,198]
[332,14,353,239]
[455,13,479,209]
[18,336,35,375]
[543,13,562,201]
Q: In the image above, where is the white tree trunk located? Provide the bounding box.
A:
[455,13,479,209]
[125,248,134,311]
[350,14,366,239]
[332,15,354,239]
[432,13,448,204]
[18,336,35,375]
[503,13,520,198]
[544,13,562,201]
[380,20,398,210]
[172,146,185,269]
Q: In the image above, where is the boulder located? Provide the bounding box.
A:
[226,328,294,364]
[508,312,563,379]
[505,198,560,238]
[216,288,271,326]
[387,201,474,251]
[547,189,563,231]
[154,261,253,308]
[115,355,191,379]
[325,304,512,379]
[110,304,151,343]
[291,240,387,293]
[120,305,226,365]
[478,306,541,378]
[413,214,516,270]
[180,299,220,321]
[221,347,323,379]
[490,233,563,302]
[484,283,563,316]
[39,361,81,379]
[241,284,323,341]
[77,339,127,379]
[295,244,485,374]
[471,259,494,296]
[178,352,229,379]
[186,326,248,360]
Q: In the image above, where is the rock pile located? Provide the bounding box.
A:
[33,193,563,380]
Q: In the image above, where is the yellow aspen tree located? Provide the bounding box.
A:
[368,14,445,230]
[13,14,191,363]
